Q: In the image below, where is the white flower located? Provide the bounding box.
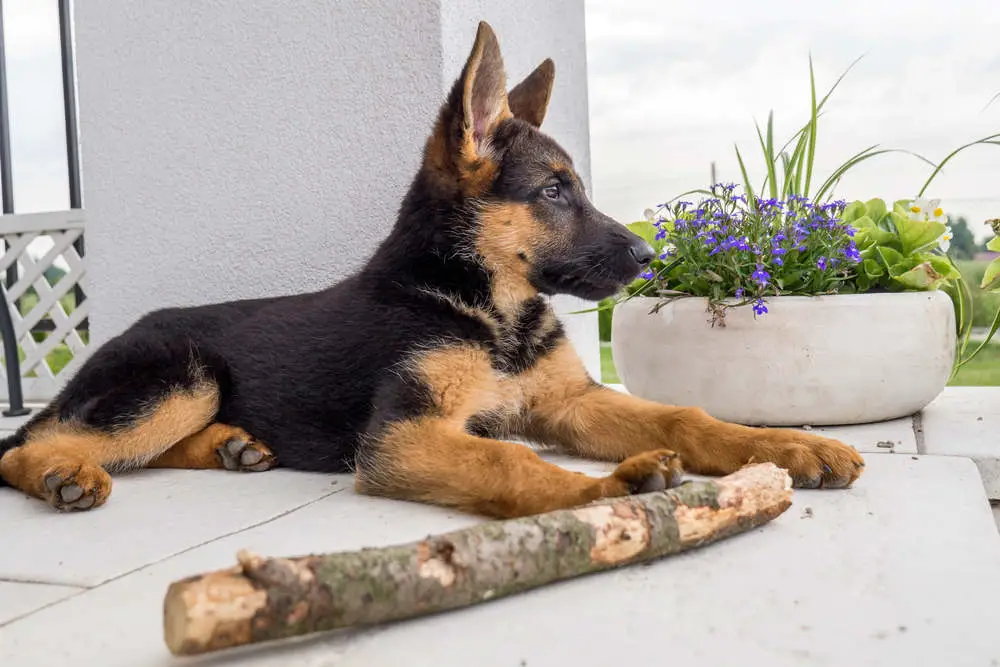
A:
[927,200,946,222]
[909,197,945,222]
[938,225,953,252]
[643,208,656,222]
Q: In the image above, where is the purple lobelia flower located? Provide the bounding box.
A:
[751,264,770,286]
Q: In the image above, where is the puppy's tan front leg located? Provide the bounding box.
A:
[521,343,865,489]
[353,344,681,518]
[355,417,681,519]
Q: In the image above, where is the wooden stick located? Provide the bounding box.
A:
[163,463,792,656]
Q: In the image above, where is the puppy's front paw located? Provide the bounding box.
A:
[749,430,865,489]
[610,449,685,494]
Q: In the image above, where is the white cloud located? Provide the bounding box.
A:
[3,0,70,214]
[585,0,1000,239]
[5,0,999,242]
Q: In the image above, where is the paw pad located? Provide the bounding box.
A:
[216,438,275,472]
[42,466,109,511]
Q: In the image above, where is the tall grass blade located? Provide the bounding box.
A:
[918,135,1000,196]
[803,55,819,197]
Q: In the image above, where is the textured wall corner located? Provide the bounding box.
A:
[75,0,597,376]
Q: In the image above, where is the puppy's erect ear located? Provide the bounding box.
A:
[508,59,555,128]
[458,22,511,154]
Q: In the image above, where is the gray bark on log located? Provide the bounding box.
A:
[163,463,793,656]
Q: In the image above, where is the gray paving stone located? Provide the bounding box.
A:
[804,417,917,454]
[0,468,337,586]
[2,454,998,667]
[0,581,81,625]
[921,387,1000,498]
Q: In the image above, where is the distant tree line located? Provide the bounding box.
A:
[947,216,994,261]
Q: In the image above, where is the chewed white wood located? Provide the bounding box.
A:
[0,211,89,404]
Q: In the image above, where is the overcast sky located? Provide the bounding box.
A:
[3,0,67,214]
[585,0,1000,240]
[4,1,999,241]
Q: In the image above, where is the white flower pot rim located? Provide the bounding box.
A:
[610,289,956,426]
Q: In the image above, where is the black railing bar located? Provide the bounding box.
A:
[0,285,28,416]
[58,0,86,324]
[59,0,81,211]
[0,0,27,416]
[0,0,17,296]
[0,0,12,218]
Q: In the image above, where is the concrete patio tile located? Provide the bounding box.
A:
[0,413,31,436]
[920,387,1000,498]
[805,417,917,454]
[0,581,81,625]
[2,454,999,667]
[0,468,338,587]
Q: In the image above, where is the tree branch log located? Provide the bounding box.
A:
[163,463,793,656]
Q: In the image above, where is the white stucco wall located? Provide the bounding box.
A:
[74,0,598,378]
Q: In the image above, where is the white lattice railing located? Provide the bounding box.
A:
[0,210,89,404]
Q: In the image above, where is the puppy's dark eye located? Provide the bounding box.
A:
[542,184,561,200]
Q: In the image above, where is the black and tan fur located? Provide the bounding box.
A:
[0,22,864,517]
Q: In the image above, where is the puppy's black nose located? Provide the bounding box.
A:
[628,241,656,266]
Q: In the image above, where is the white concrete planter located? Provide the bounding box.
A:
[610,291,956,426]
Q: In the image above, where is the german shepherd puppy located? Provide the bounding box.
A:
[0,22,864,516]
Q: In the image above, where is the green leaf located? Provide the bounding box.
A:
[859,245,880,261]
[782,271,805,289]
[892,260,949,290]
[862,259,884,279]
[779,152,792,198]
[864,198,887,223]
[854,215,897,245]
[981,257,1000,291]
[918,133,1000,196]
[877,246,906,274]
[754,112,778,200]
[734,144,758,213]
[803,55,818,197]
[704,269,724,283]
[841,201,867,224]
[785,131,809,197]
[851,214,874,229]
[893,213,946,255]
[926,255,961,281]
[812,144,878,201]
[627,221,660,246]
[986,236,1000,252]
[892,199,912,216]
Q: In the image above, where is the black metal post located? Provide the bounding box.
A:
[59,0,86,328]
[0,0,28,416]
[0,1,11,219]
[0,297,27,416]
[0,0,14,294]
